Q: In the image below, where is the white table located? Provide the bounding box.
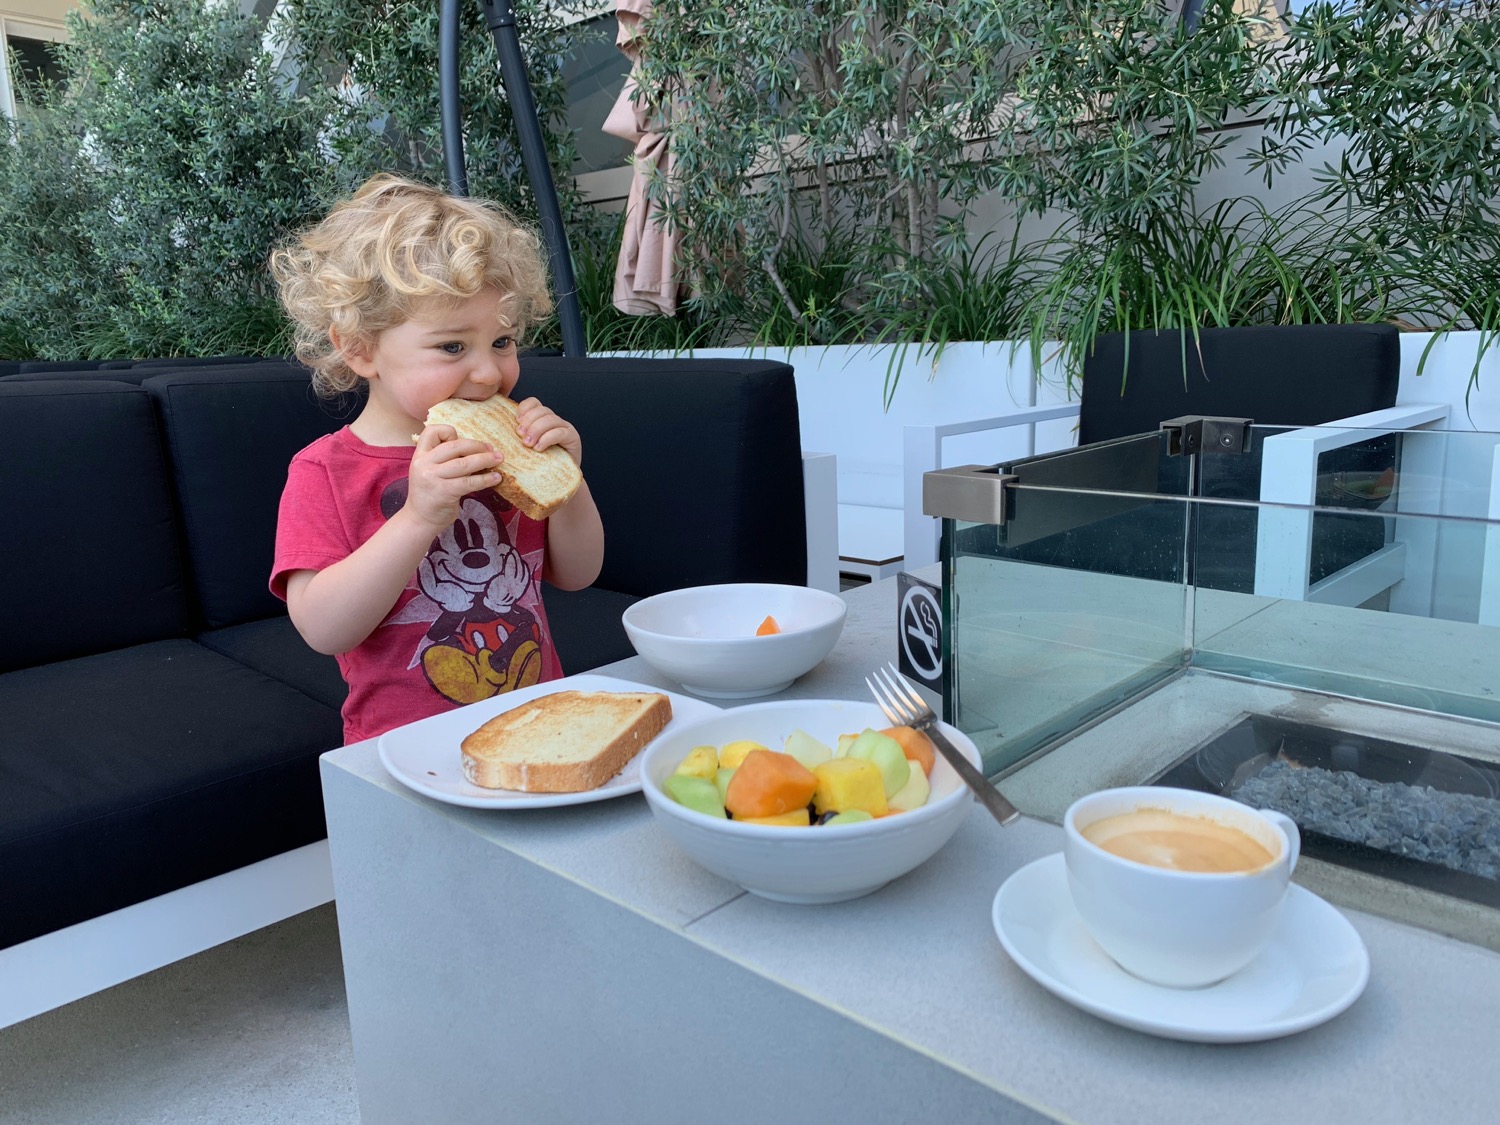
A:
[320,576,1500,1125]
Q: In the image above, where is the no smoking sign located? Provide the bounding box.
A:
[896,571,943,696]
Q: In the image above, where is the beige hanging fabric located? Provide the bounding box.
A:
[602,0,683,316]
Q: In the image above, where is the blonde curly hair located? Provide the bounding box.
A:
[271,174,554,396]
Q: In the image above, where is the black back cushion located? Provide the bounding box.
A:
[3,357,293,386]
[0,381,192,671]
[14,358,113,373]
[1079,324,1401,445]
[519,357,808,596]
[145,364,359,629]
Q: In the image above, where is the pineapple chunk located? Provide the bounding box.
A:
[739,808,812,827]
[673,745,720,781]
[812,757,888,817]
[719,739,768,769]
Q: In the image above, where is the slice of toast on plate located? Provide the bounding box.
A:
[460,690,673,793]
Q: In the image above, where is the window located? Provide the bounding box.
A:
[1,17,69,122]
[559,11,632,175]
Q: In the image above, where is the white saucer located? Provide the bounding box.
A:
[992,853,1369,1043]
[377,674,722,810]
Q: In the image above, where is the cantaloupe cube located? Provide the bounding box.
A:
[812,757,888,817]
[724,750,817,818]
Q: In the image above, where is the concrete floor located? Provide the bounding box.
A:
[0,905,356,1125]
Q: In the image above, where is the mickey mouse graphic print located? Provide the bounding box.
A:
[271,427,562,745]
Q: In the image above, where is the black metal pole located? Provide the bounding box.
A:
[439,0,468,197]
[477,0,587,357]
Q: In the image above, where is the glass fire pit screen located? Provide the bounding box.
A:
[933,418,1500,775]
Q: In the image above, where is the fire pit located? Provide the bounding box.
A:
[1153,714,1500,910]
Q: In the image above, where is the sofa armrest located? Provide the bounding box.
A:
[803,451,839,592]
[902,403,1083,570]
[1255,402,1451,608]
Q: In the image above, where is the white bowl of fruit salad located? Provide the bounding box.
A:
[640,698,978,903]
[621,583,847,698]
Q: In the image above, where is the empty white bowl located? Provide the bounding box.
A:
[621,582,847,698]
[640,698,977,903]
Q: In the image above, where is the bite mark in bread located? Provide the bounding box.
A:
[426,394,582,520]
[460,690,673,792]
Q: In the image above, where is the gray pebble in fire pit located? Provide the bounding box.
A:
[1232,759,1500,882]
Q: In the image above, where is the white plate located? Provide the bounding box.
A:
[992,853,1370,1043]
[377,674,722,809]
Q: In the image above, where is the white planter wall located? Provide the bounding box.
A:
[603,341,1077,573]
[605,340,1075,487]
[1398,330,1500,432]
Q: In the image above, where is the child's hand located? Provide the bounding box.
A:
[405,424,503,531]
[514,397,583,466]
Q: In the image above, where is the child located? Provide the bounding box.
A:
[269,174,604,745]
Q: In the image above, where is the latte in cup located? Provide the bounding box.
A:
[1063,787,1301,988]
[1080,807,1276,873]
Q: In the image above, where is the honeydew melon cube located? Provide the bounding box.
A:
[739,808,811,827]
[719,740,768,769]
[663,774,726,818]
[835,733,858,758]
[845,729,911,797]
[887,754,931,811]
[811,757,888,817]
[673,745,719,781]
[783,728,833,771]
[714,767,735,804]
[825,809,875,826]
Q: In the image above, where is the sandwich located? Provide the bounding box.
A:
[460,690,673,792]
[426,394,582,520]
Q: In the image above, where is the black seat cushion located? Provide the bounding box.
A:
[519,357,808,597]
[0,381,192,672]
[1079,324,1401,445]
[0,640,342,950]
[144,366,360,630]
[196,616,348,711]
[543,584,641,673]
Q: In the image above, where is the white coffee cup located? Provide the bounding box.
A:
[1063,786,1301,989]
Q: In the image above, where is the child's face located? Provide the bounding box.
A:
[347,286,522,431]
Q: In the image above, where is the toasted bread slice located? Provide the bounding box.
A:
[460,690,673,792]
[426,395,582,520]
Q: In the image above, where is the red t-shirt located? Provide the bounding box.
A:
[270,427,562,744]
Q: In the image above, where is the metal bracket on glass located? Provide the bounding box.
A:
[923,464,1017,526]
[1159,415,1253,457]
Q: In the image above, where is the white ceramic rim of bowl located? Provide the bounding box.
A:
[621,583,848,644]
[640,700,976,837]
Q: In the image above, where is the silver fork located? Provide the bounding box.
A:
[866,663,1021,827]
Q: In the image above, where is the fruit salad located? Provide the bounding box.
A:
[662,725,936,825]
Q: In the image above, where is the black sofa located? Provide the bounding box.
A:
[0,354,808,1021]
